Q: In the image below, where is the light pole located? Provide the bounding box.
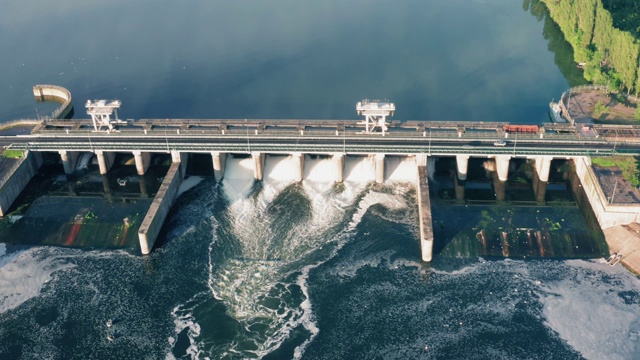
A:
[164,126,169,152]
[343,127,346,154]
[611,175,618,203]
[245,119,250,153]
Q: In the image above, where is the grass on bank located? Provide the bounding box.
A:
[592,155,640,187]
[1,149,24,159]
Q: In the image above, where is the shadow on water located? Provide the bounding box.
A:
[430,157,608,260]
[0,153,171,252]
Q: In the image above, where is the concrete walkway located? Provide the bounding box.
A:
[603,223,640,275]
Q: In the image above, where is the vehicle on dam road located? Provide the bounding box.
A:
[493,140,507,147]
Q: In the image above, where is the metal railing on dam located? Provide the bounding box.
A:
[3,129,623,157]
[4,116,640,157]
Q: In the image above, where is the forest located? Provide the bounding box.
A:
[539,0,640,95]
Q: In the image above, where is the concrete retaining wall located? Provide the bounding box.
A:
[137,160,185,254]
[0,151,42,216]
[417,164,434,262]
[573,156,640,229]
[32,84,73,119]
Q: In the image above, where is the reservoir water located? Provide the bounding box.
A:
[1,0,639,359]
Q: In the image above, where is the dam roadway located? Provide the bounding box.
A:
[1,118,637,156]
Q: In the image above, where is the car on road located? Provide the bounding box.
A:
[493,140,507,147]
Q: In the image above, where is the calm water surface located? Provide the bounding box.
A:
[2,0,580,122]
[1,1,638,359]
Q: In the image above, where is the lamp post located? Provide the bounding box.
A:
[245,119,250,153]
[164,125,169,152]
[343,126,346,154]
[611,175,618,204]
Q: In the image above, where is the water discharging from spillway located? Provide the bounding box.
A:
[170,155,418,358]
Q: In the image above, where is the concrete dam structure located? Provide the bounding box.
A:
[4,87,640,261]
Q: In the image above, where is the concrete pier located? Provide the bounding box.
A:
[95,150,115,175]
[454,178,465,203]
[456,154,470,181]
[133,151,151,175]
[138,156,187,255]
[416,163,434,262]
[252,152,265,181]
[333,153,344,183]
[59,150,79,175]
[533,171,547,204]
[532,156,552,204]
[292,152,304,182]
[139,175,149,197]
[0,152,43,216]
[495,155,511,182]
[375,153,385,184]
[493,174,506,202]
[211,152,227,182]
[535,156,552,182]
[101,175,111,195]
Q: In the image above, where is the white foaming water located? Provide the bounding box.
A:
[344,155,375,183]
[0,243,5,256]
[169,292,207,360]
[537,260,640,360]
[190,155,416,358]
[177,176,204,197]
[385,156,417,183]
[222,156,255,201]
[262,155,299,202]
[304,155,336,183]
[0,248,75,314]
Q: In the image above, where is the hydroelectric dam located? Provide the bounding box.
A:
[2,85,640,261]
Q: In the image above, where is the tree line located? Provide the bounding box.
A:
[539,0,640,95]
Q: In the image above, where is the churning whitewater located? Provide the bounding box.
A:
[1,155,639,359]
[170,155,418,358]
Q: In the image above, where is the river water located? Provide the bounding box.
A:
[1,0,639,359]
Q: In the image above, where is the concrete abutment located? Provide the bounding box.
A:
[375,153,385,184]
[456,154,470,181]
[416,162,434,262]
[0,152,43,217]
[95,150,115,175]
[59,150,79,175]
[333,153,344,183]
[133,151,151,175]
[138,152,188,255]
[292,152,304,182]
[211,152,227,182]
[252,152,265,181]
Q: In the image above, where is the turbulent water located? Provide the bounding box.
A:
[1,156,639,359]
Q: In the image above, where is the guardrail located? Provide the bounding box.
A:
[7,139,616,157]
[0,119,40,131]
